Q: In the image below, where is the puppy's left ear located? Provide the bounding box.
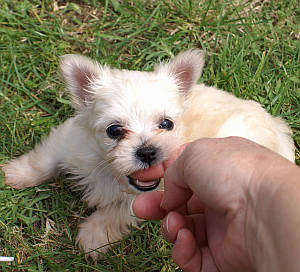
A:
[156,49,205,94]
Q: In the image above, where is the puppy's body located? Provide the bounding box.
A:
[183,84,294,160]
[3,50,294,259]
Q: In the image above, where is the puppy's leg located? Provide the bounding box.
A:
[3,119,74,189]
[77,198,138,260]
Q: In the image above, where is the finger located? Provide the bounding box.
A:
[161,211,187,243]
[163,144,187,169]
[187,194,205,214]
[161,142,203,212]
[161,138,244,213]
[173,194,205,216]
[172,228,202,272]
[161,211,207,246]
[172,202,187,215]
[191,214,207,247]
[161,149,194,211]
[132,191,166,220]
[201,247,219,272]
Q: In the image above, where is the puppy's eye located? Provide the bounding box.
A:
[106,125,124,139]
[159,119,174,130]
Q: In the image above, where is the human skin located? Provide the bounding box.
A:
[132,137,300,272]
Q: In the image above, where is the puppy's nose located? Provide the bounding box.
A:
[136,146,157,165]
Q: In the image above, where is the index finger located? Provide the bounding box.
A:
[161,138,229,213]
[160,147,194,211]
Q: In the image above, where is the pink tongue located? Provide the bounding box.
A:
[131,163,165,182]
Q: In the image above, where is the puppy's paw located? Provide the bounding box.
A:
[3,156,46,189]
[76,206,136,261]
[76,219,119,260]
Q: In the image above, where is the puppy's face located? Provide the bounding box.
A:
[60,50,204,194]
[92,70,184,193]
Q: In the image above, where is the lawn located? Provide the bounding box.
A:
[0,0,299,271]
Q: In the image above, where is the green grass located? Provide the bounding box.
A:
[0,0,299,270]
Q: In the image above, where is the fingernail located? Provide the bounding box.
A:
[161,214,174,243]
[130,198,136,217]
[165,214,169,233]
[162,213,169,234]
[160,198,167,211]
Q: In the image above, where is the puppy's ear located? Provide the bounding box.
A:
[156,49,205,94]
[60,54,101,108]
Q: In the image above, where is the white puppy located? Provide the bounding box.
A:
[3,50,295,259]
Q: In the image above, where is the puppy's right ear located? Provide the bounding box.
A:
[59,54,101,109]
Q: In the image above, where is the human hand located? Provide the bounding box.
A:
[133,137,297,271]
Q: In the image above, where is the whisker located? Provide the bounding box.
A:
[112,173,124,184]
[90,158,114,177]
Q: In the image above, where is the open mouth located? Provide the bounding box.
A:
[127,163,165,192]
[128,176,161,191]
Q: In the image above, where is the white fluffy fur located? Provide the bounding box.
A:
[3,49,295,260]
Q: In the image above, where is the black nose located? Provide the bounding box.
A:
[136,146,157,165]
